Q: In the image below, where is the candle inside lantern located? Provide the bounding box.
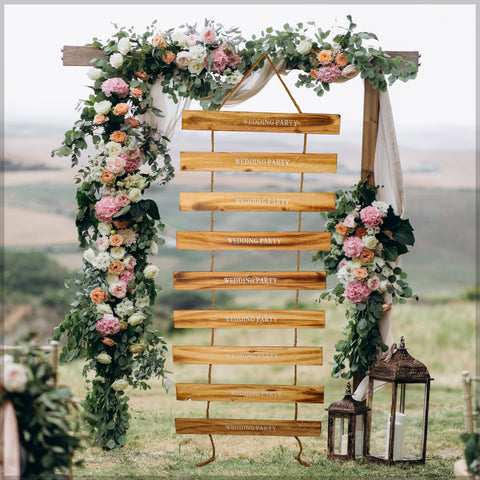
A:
[385,412,406,460]
[340,434,348,455]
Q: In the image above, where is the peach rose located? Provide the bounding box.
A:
[355,226,368,238]
[335,223,348,235]
[134,71,149,81]
[163,51,176,64]
[317,49,333,65]
[108,260,125,275]
[353,267,368,280]
[125,117,139,129]
[130,87,143,99]
[153,33,167,48]
[113,219,130,229]
[113,103,130,116]
[101,170,116,185]
[90,287,108,303]
[359,249,374,264]
[93,114,108,125]
[335,53,348,67]
[119,320,128,331]
[109,234,123,247]
[110,130,127,143]
[102,337,116,346]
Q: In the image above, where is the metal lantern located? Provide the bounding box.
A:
[327,382,370,460]
[366,336,433,464]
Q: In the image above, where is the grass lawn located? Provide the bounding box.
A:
[57,300,475,479]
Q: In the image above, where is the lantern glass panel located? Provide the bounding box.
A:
[400,383,426,461]
[355,414,364,457]
[333,417,348,455]
[369,383,392,458]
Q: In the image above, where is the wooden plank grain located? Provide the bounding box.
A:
[182,111,340,134]
[174,309,325,329]
[176,383,324,403]
[179,192,335,212]
[172,346,323,365]
[180,152,337,173]
[175,418,322,436]
[173,271,326,290]
[176,231,331,251]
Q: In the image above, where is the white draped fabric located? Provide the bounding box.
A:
[143,68,405,402]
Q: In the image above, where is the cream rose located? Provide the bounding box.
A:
[83,248,96,264]
[109,281,127,299]
[98,222,112,236]
[109,52,124,69]
[105,141,122,157]
[94,100,112,115]
[117,37,131,55]
[296,40,312,55]
[143,264,159,279]
[172,31,188,47]
[2,363,29,392]
[106,274,119,285]
[175,51,192,69]
[111,379,129,391]
[127,312,145,326]
[87,68,103,80]
[188,61,204,75]
[96,353,112,364]
[128,188,142,203]
[110,246,126,260]
[96,303,113,314]
[362,235,379,250]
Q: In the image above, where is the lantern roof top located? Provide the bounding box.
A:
[327,383,370,414]
[368,337,432,383]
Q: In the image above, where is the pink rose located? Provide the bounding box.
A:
[95,196,122,223]
[107,155,126,175]
[200,27,216,44]
[343,214,356,228]
[186,34,198,46]
[338,258,348,269]
[344,281,371,304]
[360,206,385,228]
[120,269,135,290]
[367,276,380,291]
[95,313,121,336]
[96,236,109,252]
[101,78,129,98]
[205,48,229,74]
[342,235,365,259]
[116,193,131,207]
[123,254,137,270]
[2,363,28,392]
[109,280,127,299]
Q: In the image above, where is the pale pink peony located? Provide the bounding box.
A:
[95,196,122,223]
[342,235,365,259]
[95,313,121,336]
[367,276,381,291]
[96,236,110,252]
[116,193,131,207]
[106,155,126,175]
[344,280,371,304]
[101,78,130,98]
[123,254,137,270]
[205,48,229,74]
[314,64,341,83]
[2,363,29,392]
[360,206,385,228]
[109,280,127,299]
[200,27,216,44]
[121,150,142,173]
[119,269,135,290]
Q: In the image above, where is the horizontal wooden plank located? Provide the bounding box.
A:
[176,231,331,251]
[176,383,324,403]
[172,346,323,365]
[175,418,321,436]
[173,271,326,290]
[180,152,337,173]
[174,309,325,329]
[179,192,335,212]
[63,46,420,68]
[182,110,340,134]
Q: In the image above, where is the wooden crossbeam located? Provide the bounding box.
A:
[175,418,322,436]
[176,231,331,251]
[173,271,326,290]
[180,151,337,173]
[182,111,341,134]
[176,383,325,403]
[179,192,335,212]
[172,346,323,365]
[173,309,325,329]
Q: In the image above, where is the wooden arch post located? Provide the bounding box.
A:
[61,46,420,393]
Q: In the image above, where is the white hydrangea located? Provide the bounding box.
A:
[135,296,151,309]
[98,222,112,236]
[94,252,111,270]
[372,200,389,214]
[117,37,131,55]
[109,52,124,68]
[188,44,207,63]
[87,68,103,81]
[110,246,126,260]
[296,39,312,55]
[115,298,135,317]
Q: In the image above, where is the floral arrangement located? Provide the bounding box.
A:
[52,17,417,449]
[0,348,81,479]
[313,181,417,379]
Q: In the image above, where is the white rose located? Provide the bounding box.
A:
[143,264,159,279]
[110,246,126,260]
[117,37,131,55]
[94,100,112,115]
[2,363,29,392]
[106,274,119,285]
[87,68,103,80]
[188,61,204,75]
[98,222,112,236]
[172,31,188,47]
[105,142,122,157]
[96,303,113,314]
[175,51,192,69]
[128,188,142,203]
[333,232,345,245]
[109,52,124,69]
[111,379,129,391]
[96,353,112,364]
[83,248,96,264]
[296,40,312,55]
[127,312,145,326]
[362,235,379,250]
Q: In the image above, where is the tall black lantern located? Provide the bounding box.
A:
[327,382,370,460]
[366,336,433,464]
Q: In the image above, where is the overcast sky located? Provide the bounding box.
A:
[3,3,477,145]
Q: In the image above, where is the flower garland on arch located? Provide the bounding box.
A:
[52,17,418,449]
[313,181,418,380]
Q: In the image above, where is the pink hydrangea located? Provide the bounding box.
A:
[121,150,142,173]
[360,206,385,228]
[95,196,122,223]
[342,235,365,258]
[95,314,121,336]
[205,48,229,74]
[101,78,129,97]
[344,280,371,304]
[119,269,135,290]
[314,64,341,83]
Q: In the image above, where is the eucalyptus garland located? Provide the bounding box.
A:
[313,181,418,379]
[52,17,417,449]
